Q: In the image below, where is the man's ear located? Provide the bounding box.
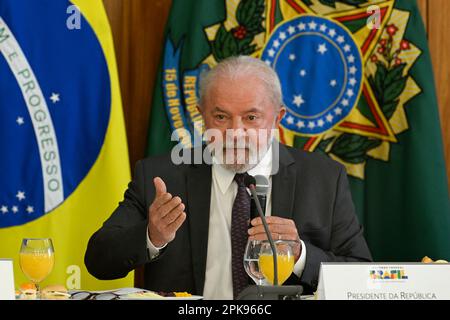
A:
[275,106,286,127]
[197,105,204,117]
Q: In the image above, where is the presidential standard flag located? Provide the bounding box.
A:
[146,0,450,261]
[0,0,133,289]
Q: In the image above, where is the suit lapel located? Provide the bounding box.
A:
[186,161,212,294]
[271,144,297,220]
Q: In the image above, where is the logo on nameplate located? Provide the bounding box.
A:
[369,266,408,282]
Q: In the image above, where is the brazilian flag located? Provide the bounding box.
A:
[0,0,133,289]
[147,0,450,261]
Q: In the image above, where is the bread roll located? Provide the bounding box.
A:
[41,284,70,300]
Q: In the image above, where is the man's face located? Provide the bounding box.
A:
[200,74,285,172]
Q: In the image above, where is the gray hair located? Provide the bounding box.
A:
[198,55,283,109]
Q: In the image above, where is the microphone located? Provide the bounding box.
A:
[249,175,268,227]
[244,174,279,286]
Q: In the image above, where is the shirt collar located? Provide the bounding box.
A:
[212,145,273,195]
[248,145,272,178]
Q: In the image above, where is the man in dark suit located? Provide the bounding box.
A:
[85,56,372,299]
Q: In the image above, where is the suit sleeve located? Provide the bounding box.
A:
[84,160,150,280]
[299,165,373,290]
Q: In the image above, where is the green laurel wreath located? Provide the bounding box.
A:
[369,63,408,120]
[211,0,265,62]
[318,134,382,164]
[317,60,408,164]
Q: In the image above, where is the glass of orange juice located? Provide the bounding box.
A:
[258,240,295,285]
[19,238,54,298]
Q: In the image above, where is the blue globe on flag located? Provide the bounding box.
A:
[0,0,111,228]
[261,15,363,135]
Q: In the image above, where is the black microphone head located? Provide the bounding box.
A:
[254,175,269,195]
[243,174,256,188]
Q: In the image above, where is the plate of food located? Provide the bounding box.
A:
[16,283,71,300]
[119,290,202,300]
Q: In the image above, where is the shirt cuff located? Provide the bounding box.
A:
[146,230,167,260]
[293,240,306,278]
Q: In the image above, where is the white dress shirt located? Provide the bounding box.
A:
[147,147,306,299]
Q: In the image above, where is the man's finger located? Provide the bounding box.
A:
[248,233,278,241]
[250,216,291,226]
[248,224,295,236]
[166,211,186,234]
[153,177,167,197]
[249,232,299,242]
[159,196,182,218]
[152,192,172,210]
[162,203,185,225]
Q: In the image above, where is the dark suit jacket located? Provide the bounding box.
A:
[85,144,372,294]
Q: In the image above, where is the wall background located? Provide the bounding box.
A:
[101,0,450,284]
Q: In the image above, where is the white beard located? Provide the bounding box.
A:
[209,128,275,173]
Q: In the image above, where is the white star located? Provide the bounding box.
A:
[16,191,26,201]
[293,95,305,107]
[341,99,349,107]
[298,23,306,31]
[308,21,317,30]
[317,119,325,127]
[349,78,357,86]
[330,80,337,87]
[344,44,351,52]
[286,116,295,124]
[346,89,354,97]
[318,43,328,55]
[326,114,334,122]
[308,121,316,129]
[26,206,34,214]
[299,69,307,77]
[279,32,287,40]
[288,26,296,34]
[50,93,60,104]
[328,29,336,37]
[335,107,343,115]
[320,24,327,32]
[16,117,24,125]
[273,40,280,48]
[265,60,271,66]
[296,121,305,129]
[337,36,345,44]
[347,54,355,63]
[349,66,357,74]
[1,206,8,214]
[12,206,19,214]
[289,54,296,61]
[268,49,275,57]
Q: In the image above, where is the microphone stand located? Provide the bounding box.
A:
[237,180,303,300]
[248,184,279,286]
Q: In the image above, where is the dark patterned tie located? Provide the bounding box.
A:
[231,173,251,299]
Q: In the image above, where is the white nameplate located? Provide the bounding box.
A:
[0,259,15,300]
[317,262,450,300]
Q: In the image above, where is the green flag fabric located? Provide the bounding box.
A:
[146,0,450,262]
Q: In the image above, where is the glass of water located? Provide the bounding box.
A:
[243,239,268,285]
